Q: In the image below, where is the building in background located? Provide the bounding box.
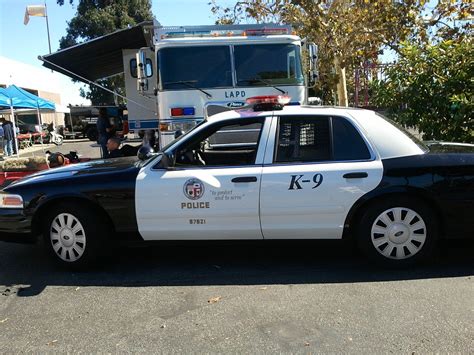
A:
[0,55,88,131]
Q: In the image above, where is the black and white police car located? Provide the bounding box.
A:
[1,95,473,268]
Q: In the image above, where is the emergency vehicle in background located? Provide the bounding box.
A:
[131,22,317,147]
[40,20,318,148]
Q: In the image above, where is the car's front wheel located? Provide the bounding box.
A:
[357,197,438,267]
[43,203,108,269]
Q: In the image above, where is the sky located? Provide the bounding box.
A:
[0,0,230,105]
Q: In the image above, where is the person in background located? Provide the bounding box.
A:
[96,108,114,158]
[0,117,14,157]
[105,136,124,159]
[0,120,4,156]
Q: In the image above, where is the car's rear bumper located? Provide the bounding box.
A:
[0,208,35,244]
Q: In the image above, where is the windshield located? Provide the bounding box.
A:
[159,46,232,90]
[235,44,304,86]
[158,43,304,91]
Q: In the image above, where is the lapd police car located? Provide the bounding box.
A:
[1,96,473,268]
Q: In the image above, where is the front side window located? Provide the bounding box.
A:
[170,118,264,167]
[235,44,304,87]
[159,46,232,90]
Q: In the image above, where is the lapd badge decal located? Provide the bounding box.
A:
[184,179,205,200]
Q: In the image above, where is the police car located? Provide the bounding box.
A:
[1,95,473,268]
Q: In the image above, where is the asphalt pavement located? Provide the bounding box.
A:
[0,239,473,353]
[1,138,473,353]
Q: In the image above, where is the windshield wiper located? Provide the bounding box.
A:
[238,77,286,94]
[163,80,213,98]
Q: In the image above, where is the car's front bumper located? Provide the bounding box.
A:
[0,208,35,244]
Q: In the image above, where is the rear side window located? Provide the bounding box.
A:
[332,116,371,160]
[275,116,331,162]
[274,115,371,163]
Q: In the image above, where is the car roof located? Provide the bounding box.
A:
[206,105,372,123]
[205,105,427,160]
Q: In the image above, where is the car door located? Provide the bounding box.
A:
[260,114,384,239]
[135,116,270,240]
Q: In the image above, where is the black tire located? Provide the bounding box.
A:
[42,203,109,270]
[86,127,98,142]
[357,196,438,267]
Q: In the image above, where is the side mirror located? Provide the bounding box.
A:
[161,152,175,168]
[136,49,149,92]
[307,43,318,88]
[137,145,154,160]
[174,130,184,139]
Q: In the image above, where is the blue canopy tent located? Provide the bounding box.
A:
[2,85,55,111]
[0,90,12,108]
[0,85,56,157]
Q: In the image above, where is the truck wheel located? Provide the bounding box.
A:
[43,203,109,269]
[86,127,98,141]
[357,197,438,267]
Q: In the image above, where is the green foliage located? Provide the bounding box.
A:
[57,0,153,104]
[371,38,473,143]
[209,0,427,105]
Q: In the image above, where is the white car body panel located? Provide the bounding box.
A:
[135,106,391,241]
[259,160,383,239]
[136,165,263,240]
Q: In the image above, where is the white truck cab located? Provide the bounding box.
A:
[132,22,317,148]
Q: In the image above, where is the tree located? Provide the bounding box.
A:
[371,38,473,143]
[57,0,153,105]
[209,0,427,106]
[370,1,473,143]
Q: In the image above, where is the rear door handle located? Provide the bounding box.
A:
[232,176,258,183]
[343,172,368,179]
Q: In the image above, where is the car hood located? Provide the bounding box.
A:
[7,156,140,187]
[426,141,474,154]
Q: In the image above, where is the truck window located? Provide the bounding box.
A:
[159,46,232,90]
[235,44,304,86]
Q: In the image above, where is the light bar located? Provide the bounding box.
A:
[246,95,291,111]
[245,28,290,36]
[162,30,246,39]
[246,95,291,105]
[0,194,23,209]
[161,27,289,39]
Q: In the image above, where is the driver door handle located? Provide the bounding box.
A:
[343,172,368,179]
[232,176,258,183]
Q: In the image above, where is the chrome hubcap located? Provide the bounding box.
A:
[371,207,427,260]
[50,213,86,262]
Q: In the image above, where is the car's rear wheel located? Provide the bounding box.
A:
[357,197,438,267]
[43,203,108,269]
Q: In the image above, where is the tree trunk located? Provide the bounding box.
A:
[334,57,348,107]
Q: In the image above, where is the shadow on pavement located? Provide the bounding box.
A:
[0,239,472,297]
